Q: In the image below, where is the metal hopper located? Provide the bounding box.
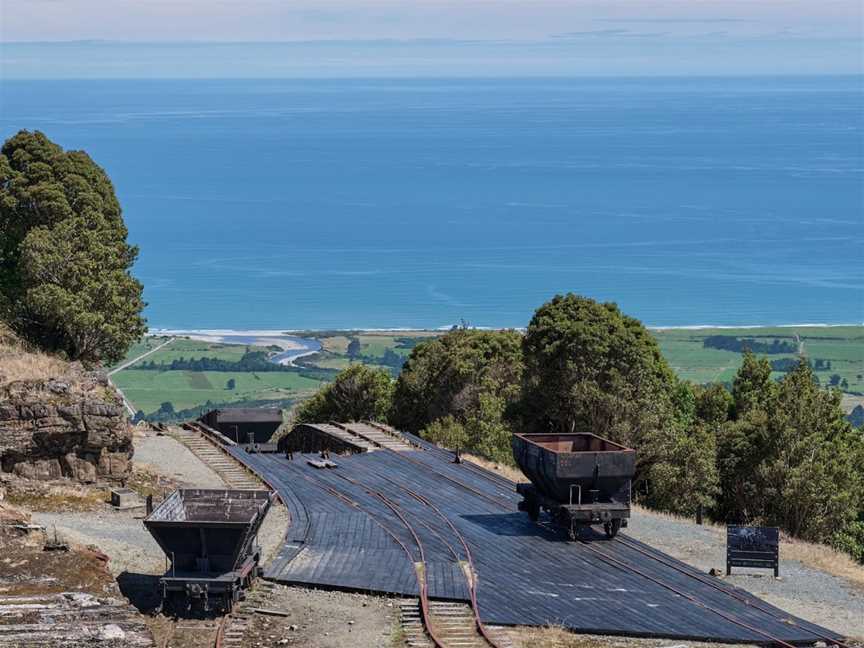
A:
[512,433,635,538]
[144,488,273,613]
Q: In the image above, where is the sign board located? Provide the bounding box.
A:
[726,525,779,577]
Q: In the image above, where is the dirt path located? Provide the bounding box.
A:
[108,337,175,376]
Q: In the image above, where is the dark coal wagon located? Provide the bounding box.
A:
[512,433,635,539]
[144,488,273,614]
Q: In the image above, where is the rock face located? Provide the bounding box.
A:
[0,383,132,483]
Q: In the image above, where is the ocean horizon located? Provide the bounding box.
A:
[1,76,861,329]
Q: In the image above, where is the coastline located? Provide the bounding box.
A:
[149,323,864,338]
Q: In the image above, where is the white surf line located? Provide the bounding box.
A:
[108,337,175,376]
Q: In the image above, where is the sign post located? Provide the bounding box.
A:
[726,525,779,577]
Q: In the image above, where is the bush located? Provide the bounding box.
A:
[832,520,864,564]
[295,365,394,425]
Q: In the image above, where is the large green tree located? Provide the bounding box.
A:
[391,328,522,464]
[295,364,394,425]
[0,130,145,364]
[520,294,679,482]
[717,358,864,541]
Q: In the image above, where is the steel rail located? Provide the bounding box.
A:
[213,615,227,648]
[336,463,508,648]
[158,623,175,648]
[614,536,849,648]
[226,437,828,648]
[572,536,799,648]
[371,447,810,648]
[277,459,450,648]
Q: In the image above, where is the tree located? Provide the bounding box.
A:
[422,416,470,456]
[717,358,864,541]
[520,294,679,481]
[226,378,236,390]
[346,337,361,360]
[647,420,720,516]
[158,402,175,415]
[295,364,394,425]
[0,130,146,364]
[731,351,774,417]
[391,328,523,464]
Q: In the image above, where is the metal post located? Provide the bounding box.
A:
[696,504,703,525]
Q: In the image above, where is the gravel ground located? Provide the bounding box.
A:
[625,507,864,639]
[31,431,290,579]
[242,584,399,648]
[31,507,165,575]
[132,428,226,487]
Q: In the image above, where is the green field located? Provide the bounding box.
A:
[652,326,864,392]
[113,326,863,418]
[130,338,266,365]
[113,368,325,413]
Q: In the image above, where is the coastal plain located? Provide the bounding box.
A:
[111,326,864,420]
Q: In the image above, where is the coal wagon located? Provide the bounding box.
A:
[144,488,273,614]
[512,433,635,539]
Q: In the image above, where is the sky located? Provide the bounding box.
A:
[0,0,862,77]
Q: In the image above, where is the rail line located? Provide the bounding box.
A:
[157,616,226,648]
[330,462,509,648]
[224,424,842,648]
[365,443,834,648]
[265,459,450,648]
[614,536,851,648]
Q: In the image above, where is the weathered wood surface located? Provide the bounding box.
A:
[0,592,154,646]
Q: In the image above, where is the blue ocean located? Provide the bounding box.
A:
[1,77,861,329]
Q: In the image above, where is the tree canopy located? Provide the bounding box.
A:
[717,357,864,541]
[391,328,522,463]
[0,130,145,364]
[294,364,394,425]
[520,294,680,480]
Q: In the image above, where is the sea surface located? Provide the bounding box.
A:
[1,77,862,329]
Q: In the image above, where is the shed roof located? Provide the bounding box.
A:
[212,408,282,423]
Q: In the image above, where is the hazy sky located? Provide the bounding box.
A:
[1,0,861,77]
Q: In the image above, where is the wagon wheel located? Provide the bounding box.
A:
[604,519,621,539]
[526,497,540,522]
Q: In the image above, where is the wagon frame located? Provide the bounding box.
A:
[512,432,635,539]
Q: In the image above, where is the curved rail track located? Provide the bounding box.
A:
[367,441,845,648]
[329,465,509,648]
[218,422,845,647]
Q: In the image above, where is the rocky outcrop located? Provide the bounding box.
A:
[0,380,132,483]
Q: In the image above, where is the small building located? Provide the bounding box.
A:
[199,408,283,444]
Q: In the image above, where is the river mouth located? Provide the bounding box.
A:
[148,330,323,366]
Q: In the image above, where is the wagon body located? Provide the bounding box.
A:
[144,488,273,614]
[512,433,635,538]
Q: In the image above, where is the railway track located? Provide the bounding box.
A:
[364,438,843,648]
[205,422,844,647]
[158,616,226,648]
[168,424,260,488]
[154,423,277,648]
[325,463,511,648]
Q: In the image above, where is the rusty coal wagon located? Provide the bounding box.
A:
[144,488,273,615]
[512,433,635,539]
